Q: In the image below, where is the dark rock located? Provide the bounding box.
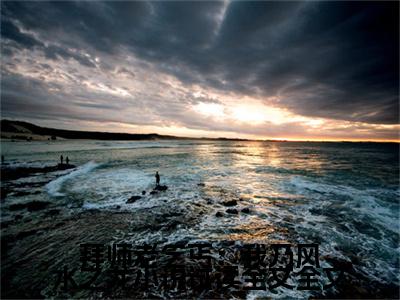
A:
[57,163,76,170]
[222,200,237,207]
[115,205,121,209]
[348,254,362,265]
[322,256,355,274]
[10,201,50,211]
[150,190,158,195]
[16,229,38,240]
[165,211,183,218]
[26,201,50,212]
[215,212,223,217]
[241,207,250,213]
[169,239,189,248]
[0,187,9,201]
[45,209,60,216]
[219,240,236,247]
[163,220,180,231]
[226,208,238,215]
[14,215,23,221]
[1,221,12,228]
[9,203,26,211]
[232,290,248,299]
[1,235,16,254]
[323,271,400,299]
[141,190,146,195]
[197,183,205,187]
[204,197,213,204]
[12,191,29,197]
[12,190,41,197]
[1,164,76,181]
[126,195,141,203]
[154,185,168,191]
[15,181,50,188]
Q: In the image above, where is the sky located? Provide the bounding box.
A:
[1,1,399,141]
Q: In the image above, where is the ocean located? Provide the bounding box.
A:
[1,139,399,298]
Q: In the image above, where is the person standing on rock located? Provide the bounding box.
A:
[60,155,64,165]
[66,156,69,165]
[155,171,160,187]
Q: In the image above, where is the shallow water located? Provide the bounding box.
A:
[1,139,399,297]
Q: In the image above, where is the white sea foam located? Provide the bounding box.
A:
[288,176,399,232]
[46,161,100,197]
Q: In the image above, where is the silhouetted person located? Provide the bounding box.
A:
[155,171,160,186]
[1,155,4,164]
[66,156,69,165]
[60,155,63,165]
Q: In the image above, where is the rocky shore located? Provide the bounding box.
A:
[2,206,398,299]
[1,166,398,299]
[1,163,76,181]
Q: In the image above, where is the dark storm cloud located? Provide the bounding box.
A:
[1,20,43,49]
[43,45,97,68]
[1,18,96,68]
[1,71,75,122]
[1,1,399,126]
[1,71,138,125]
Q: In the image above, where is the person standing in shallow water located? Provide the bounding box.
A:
[66,156,69,165]
[155,171,160,186]
[60,155,63,165]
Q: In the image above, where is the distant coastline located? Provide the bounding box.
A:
[0,119,252,142]
[0,119,398,143]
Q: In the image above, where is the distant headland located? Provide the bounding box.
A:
[0,119,252,142]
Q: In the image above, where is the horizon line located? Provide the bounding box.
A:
[1,119,399,144]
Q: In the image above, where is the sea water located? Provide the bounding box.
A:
[1,139,399,295]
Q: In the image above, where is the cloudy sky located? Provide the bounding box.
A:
[1,1,399,141]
